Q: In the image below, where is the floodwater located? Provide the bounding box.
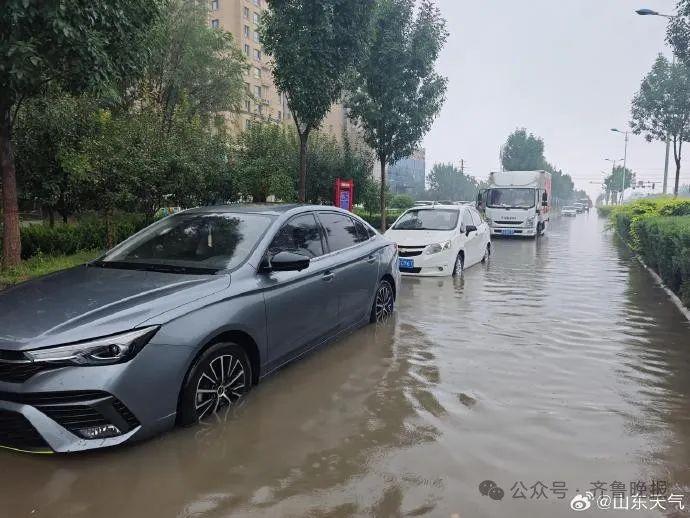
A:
[2,213,690,518]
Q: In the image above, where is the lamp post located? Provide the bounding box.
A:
[636,8,676,194]
[611,129,629,203]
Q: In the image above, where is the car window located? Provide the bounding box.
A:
[392,209,459,231]
[353,218,372,243]
[462,210,474,229]
[470,209,483,226]
[318,212,360,252]
[268,213,324,258]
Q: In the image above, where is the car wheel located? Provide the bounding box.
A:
[178,342,251,426]
[370,279,394,323]
[482,243,491,263]
[452,252,464,276]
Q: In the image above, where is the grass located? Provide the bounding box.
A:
[0,250,101,290]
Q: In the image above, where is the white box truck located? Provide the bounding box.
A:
[478,170,551,238]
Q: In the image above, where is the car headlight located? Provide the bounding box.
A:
[24,326,159,366]
[525,217,535,227]
[425,240,452,255]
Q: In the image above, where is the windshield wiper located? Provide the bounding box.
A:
[91,260,219,275]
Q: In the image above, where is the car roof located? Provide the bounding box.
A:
[408,204,463,211]
[183,203,326,216]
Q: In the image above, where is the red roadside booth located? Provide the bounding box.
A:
[334,178,354,211]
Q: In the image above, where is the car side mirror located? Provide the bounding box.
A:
[465,224,477,236]
[263,251,310,272]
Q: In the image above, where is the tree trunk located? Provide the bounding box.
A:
[1,104,21,268]
[105,208,115,249]
[674,139,682,197]
[298,130,309,203]
[379,156,387,233]
[48,207,55,228]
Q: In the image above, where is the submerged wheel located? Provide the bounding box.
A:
[178,342,251,425]
[452,252,464,276]
[370,279,394,323]
[482,243,491,263]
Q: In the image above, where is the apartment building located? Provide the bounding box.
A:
[210,0,287,131]
[209,0,354,143]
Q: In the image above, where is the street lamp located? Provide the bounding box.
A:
[611,128,629,203]
[636,8,676,193]
[635,8,673,18]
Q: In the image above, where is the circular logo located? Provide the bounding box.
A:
[479,480,496,496]
[488,486,505,501]
[570,493,593,511]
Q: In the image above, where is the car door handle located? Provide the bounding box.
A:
[322,272,335,282]
[366,255,376,264]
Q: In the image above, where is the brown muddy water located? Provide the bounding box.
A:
[1,213,689,518]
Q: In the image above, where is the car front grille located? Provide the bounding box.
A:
[398,246,426,257]
[494,220,524,226]
[0,410,51,452]
[400,267,422,274]
[0,390,140,439]
[0,350,66,383]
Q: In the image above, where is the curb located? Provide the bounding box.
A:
[613,228,690,323]
[633,254,690,323]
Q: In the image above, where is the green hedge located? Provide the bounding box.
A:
[596,205,613,218]
[611,198,690,244]
[1,213,149,261]
[632,216,690,306]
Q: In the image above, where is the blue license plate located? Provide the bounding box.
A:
[399,258,414,269]
[501,228,515,235]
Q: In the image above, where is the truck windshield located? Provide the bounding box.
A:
[487,188,535,209]
[392,209,459,231]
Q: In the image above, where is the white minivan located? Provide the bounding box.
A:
[385,204,491,277]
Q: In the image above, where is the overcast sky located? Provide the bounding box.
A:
[422,0,683,198]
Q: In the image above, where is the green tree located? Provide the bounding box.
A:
[500,129,546,171]
[346,0,448,231]
[13,91,99,225]
[0,0,160,267]
[260,0,374,202]
[427,163,479,201]
[630,54,690,196]
[233,123,297,203]
[141,0,247,128]
[604,166,635,204]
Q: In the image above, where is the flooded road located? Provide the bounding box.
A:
[2,213,690,517]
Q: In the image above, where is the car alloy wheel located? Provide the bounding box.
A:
[372,280,394,323]
[178,342,251,426]
[195,354,247,421]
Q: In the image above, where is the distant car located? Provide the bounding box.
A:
[0,204,400,453]
[384,204,491,277]
[573,203,585,214]
[562,206,577,217]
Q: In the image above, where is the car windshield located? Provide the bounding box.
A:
[487,188,535,209]
[392,209,459,231]
[97,212,273,273]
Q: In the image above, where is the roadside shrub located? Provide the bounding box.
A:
[391,194,415,210]
[3,213,149,260]
[632,215,690,306]
[611,197,690,245]
[596,205,613,218]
